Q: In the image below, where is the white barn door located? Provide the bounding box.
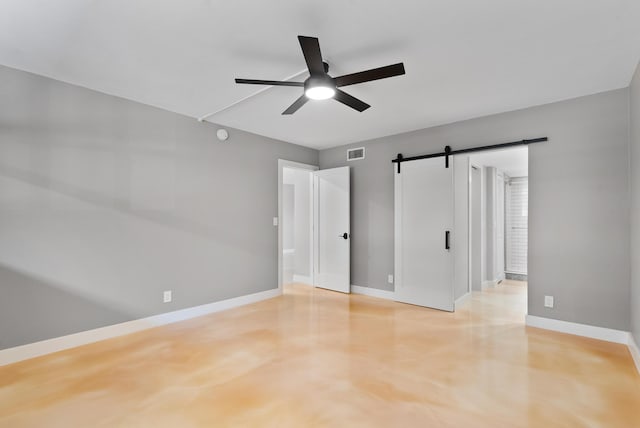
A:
[314,167,350,293]
[394,158,454,311]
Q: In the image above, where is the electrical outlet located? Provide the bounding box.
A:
[163,290,172,303]
[544,295,554,308]
[273,217,278,226]
[388,274,394,284]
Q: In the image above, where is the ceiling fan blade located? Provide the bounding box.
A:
[235,78,304,87]
[334,63,405,87]
[333,90,370,112]
[282,94,309,115]
[298,36,325,76]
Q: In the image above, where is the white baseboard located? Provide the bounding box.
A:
[629,334,640,375]
[292,274,313,285]
[351,285,395,301]
[525,315,629,344]
[0,288,281,367]
[455,292,472,308]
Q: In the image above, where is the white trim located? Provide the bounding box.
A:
[629,334,640,375]
[0,288,281,367]
[394,163,402,301]
[277,159,318,293]
[351,285,395,300]
[525,315,629,344]
[455,292,472,309]
[292,274,313,285]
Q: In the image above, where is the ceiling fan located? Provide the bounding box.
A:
[235,36,406,115]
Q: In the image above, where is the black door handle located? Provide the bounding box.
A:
[445,230,450,250]
[340,233,349,240]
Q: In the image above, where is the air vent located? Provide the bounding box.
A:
[347,147,365,161]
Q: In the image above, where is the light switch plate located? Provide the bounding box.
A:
[388,275,394,284]
[163,290,172,303]
[273,217,278,226]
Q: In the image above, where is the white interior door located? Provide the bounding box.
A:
[395,157,454,311]
[314,167,350,293]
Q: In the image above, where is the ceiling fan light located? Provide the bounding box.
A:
[305,85,335,100]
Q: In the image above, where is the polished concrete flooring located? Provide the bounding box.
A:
[1,281,639,427]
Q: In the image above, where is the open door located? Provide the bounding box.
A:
[394,157,454,311]
[314,167,350,293]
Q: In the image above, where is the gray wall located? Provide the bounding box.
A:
[320,88,630,330]
[0,65,318,349]
[631,61,640,344]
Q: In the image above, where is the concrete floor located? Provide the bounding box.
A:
[1,281,638,427]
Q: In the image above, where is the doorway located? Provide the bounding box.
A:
[467,147,528,310]
[278,160,317,291]
[277,160,351,294]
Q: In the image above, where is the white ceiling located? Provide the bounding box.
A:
[470,147,528,177]
[1,1,640,149]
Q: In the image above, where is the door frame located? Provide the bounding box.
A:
[468,162,482,294]
[277,159,319,293]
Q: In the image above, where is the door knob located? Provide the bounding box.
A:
[340,233,349,240]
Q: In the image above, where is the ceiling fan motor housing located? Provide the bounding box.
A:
[304,75,335,92]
